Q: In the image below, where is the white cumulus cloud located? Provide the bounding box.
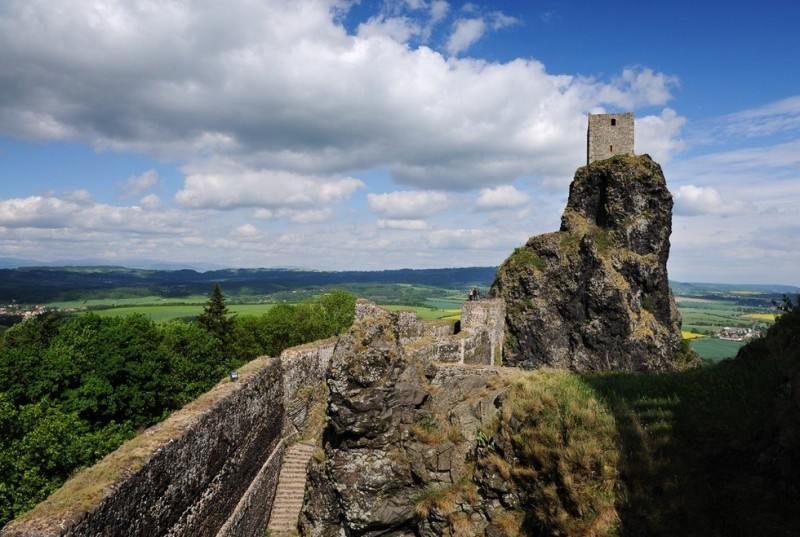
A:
[122,170,159,199]
[475,185,530,210]
[377,219,428,230]
[427,228,495,249]
[446,18,485,55]
[673,184,747,216]
[0,0,707,272]
[175,167,364,210]
[0,195,189,234]
[140,194,162,210]
[636,108,687,163]
[368,191,450,219]
[0,1,684,197]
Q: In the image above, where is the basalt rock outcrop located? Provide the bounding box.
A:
[492,154,689,371]
[299,305,622,536]
[299,306,512,536]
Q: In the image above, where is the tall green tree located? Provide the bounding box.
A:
[197,283,234,344]
[158,321,226,406]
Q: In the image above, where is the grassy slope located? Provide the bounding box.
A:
[483,303,799,536]
[583,304,800,536]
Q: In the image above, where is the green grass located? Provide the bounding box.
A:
[579,307,800,536]
[489,369,620,536]
[412,479,478,518]
[477,306,800,535]
[55,293,465,324]
[509,247,546,271]
[689,338,745,362]
[90,305,202,321]
[89,303,277,322]
[380,305,461,321]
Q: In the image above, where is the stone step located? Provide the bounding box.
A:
[278,459,313,467]
[272,498,305,508]
[270,516,301,524]
[281,462,309,468]
[267,441,317,533]
[275,478,306,485]
[274,490,305,496]
[273,494,305,503]
[271,506,303,514]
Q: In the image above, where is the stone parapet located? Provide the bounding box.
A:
[402,299,505,366]
[281,338,337,436]
[1,357,285,537]
[0,333,342,537]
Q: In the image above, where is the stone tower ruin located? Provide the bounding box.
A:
[587,112,634,165]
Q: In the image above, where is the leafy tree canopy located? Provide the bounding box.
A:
[0,289,357,527]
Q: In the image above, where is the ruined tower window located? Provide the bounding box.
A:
[610,145,613,153]
[611,118,617,126]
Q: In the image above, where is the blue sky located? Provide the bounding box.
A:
[0,0,798,285]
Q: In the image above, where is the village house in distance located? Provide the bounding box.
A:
[587,112,634,165]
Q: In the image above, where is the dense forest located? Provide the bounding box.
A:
[0,287,356,527]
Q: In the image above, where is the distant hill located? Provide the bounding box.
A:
[0,257,227,271]
[670,281,800,295]
[0,266,499,303]
[1,264,797,305]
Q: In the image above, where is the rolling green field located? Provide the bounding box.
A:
[676,296,773,332]
[88,297,753,363]
[90,302,461,323]
[677,299,754,333]
[381,305,461,321]
[688,338,746,362]
[674,295,775,361]
[91,303,278,322]
[71,283,475,324]
[26,280,791,364]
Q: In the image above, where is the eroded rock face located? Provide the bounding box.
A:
[492,154,687,372]
[299,307,508,536]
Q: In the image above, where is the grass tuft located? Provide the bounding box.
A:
[413,479,476,518]
[491,369,620,536]
[492,510,525,536]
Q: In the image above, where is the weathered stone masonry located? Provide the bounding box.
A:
[1,340,335,537]
[1,299,505,537]
[359,298,506,366]
[587,112,634,165]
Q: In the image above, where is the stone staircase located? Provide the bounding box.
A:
[266,441,316,535]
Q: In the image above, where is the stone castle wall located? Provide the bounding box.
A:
[395,298,506,366]
[0,339,335,537]
[587,112,634,165]
[354,300,458,347]
[3,300,505,537]
[219,339,335,537]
